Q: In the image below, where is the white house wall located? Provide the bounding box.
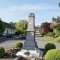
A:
[4,28,7,34]
[3,28,16,34]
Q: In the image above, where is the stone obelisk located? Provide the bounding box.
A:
[16,13,40,58]
[22,13,37,50]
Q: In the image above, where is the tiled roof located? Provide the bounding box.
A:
[3,22,15,29]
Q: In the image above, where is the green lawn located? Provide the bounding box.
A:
[44,36,60,43]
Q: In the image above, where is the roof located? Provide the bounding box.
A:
[4,22,15,29]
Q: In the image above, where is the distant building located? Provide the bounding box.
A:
[3,22,16,34]
[50,23,54,29]
[35,27,40,31]
[52,16,60,26]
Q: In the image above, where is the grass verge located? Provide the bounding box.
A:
[43,36,60,43]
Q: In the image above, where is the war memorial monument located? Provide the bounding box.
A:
[16,13,41,58]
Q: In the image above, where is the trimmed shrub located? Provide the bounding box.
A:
[57,39,60,43]
[45,49,60,60]
[14,42,23,48]
[45,43,56,51]
[0,47,5,58]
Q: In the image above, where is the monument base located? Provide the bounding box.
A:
[16,49,42,58]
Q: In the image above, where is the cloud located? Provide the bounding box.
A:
[0,3,59,14]
[0,3,60,25]
[8,5,40,11]
[7,4,59,12]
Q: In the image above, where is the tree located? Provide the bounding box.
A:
[53,27,60,37]
[15,20,27,34]
[0,19,5,34]
[9,22,14,26]
[9,22,17,27]
[40,22,51,35]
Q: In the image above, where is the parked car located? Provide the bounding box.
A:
[3,33,13,38]
[19,34,26,39]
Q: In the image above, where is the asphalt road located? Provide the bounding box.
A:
[0,37,25,49]
[0,36,60,49]
[35,36,60,49]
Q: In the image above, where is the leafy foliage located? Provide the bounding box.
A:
[45,43,56,51]
[15,30,21,35]
[0,19,5,34]
[40,31,44,36]
[14,42,23,48]
[53,28,60,37]
[40,22,51,35]
[15,20,27,34]
[49,32,55,37]
[9,22,14,26]
[0,47,5,58]
[9,22,17,27]
[45,49,60,60]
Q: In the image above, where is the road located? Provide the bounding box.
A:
[35,35,60,49]
[0,37,25,49]
[0,36,60,49]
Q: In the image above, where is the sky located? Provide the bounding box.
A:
[0,0,60,26]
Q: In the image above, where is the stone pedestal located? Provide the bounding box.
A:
[22,31,37,50]
[16,49,41,58]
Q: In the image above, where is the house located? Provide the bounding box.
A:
[3,22,16,34]
[52,16,60,26]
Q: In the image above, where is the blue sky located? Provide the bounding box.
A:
[0,0,60,26]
